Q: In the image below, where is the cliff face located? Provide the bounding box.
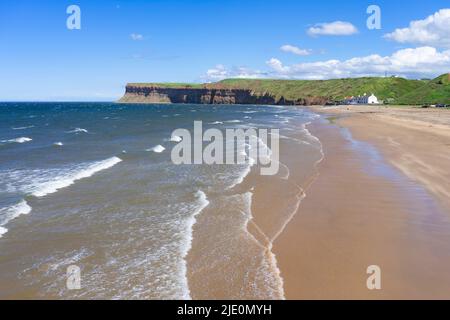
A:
[118,85,329,105]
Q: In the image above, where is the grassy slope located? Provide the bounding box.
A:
[395,74,450,104]
[128,73,450,104]
[210,77,426,102]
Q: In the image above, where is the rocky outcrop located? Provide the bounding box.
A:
[118,85,330,105]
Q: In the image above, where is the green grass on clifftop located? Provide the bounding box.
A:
[128,82,205,89]
[128,73,450,105]
[210,77,427,102]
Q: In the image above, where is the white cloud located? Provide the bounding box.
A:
[265,47,450,79]
[203,64,228,81]
[307,21,358,36]
[384,9,450,48]
[266,58,289,73]
[202,47,450,82]
[280,44,312,56]
[130,33,144,41]
[202,64,267,82]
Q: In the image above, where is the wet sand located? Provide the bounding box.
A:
[187,116,324,300]
[274,106,450,299]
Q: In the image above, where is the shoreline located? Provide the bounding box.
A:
[311,105,450,209]
[186,108,325,300]
[273,105,450,299]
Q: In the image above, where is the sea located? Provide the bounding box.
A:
[0,102,323,299]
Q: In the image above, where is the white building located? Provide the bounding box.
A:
[344,93,379,105]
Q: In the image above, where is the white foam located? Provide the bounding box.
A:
[209,121,223,125]
[0,200,32,238]
[147,145,165,153]
[53,142,64,146]
[12,125,34,130]
[67,128,88,134]
[227,155,256,190]
[1,137,32,144]
[256,135,273,163]
[239,192,286,300]
[170,135,182,142]
[225,120,242,123]
[48,248,91,272]
[180,190,210,299]
[30,156,122,198]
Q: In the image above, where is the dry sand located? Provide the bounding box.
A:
[274,105,450,299]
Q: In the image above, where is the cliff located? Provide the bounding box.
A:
[118,74,450,105]
[118,84,329,105]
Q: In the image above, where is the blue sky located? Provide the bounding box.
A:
[0,0,449,101]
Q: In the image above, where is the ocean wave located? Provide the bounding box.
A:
[12,125,35,130]
[300,122,323,149]
[241,192,286,299]
[53,142,64,147]
[147,145,165,153]
[180,190,210,299]
[208,121,223,125]
[226,141,257,190]
[30,156,122,197]
[67,128,88,134]
[0,200,32,238]
[1,137,32,144]
[0,156,123,198]
[170,135,182,142]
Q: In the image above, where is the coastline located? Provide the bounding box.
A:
[312,105,450,209]
[186,107,324,300]
[273,105,450,299]
[2,102,450,299]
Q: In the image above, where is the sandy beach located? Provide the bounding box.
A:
[273,105,450,299]
[186,105,450,300]
[2,103,450,299]
[317,105,450,209]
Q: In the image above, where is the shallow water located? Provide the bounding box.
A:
[0,102,322,299]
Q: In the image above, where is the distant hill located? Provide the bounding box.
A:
[394,73,450,105]
[122,74,450,105]
[210,75,450,105]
